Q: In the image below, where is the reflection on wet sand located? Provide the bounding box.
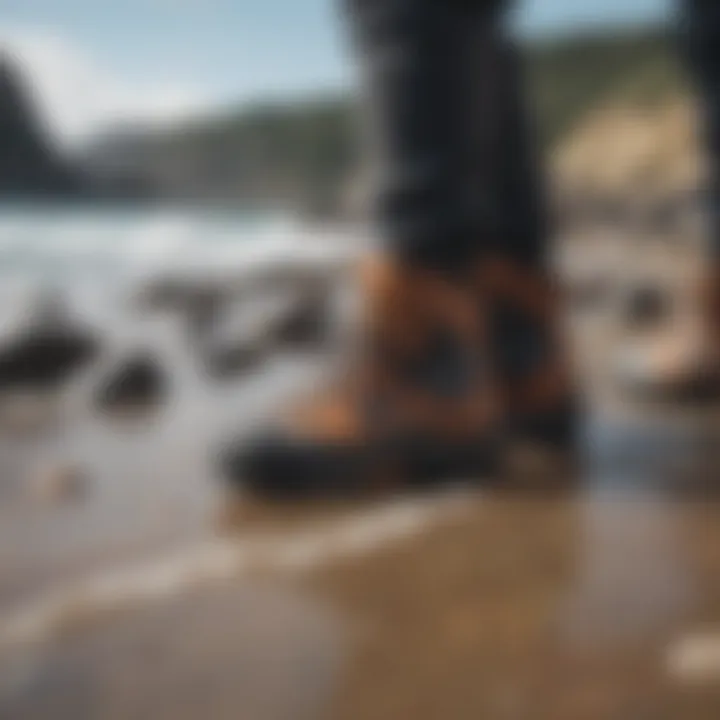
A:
[0,493,473,653]
[305,420,720,719]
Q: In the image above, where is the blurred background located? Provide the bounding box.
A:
[0,0,683,216]
[9,1,720,719]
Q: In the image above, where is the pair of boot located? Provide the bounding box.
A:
[222,254,577,499]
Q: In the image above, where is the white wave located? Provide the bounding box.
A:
[0,490,475,653]
[0,209,363,285]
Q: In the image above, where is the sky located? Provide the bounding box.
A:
[0,0,672,144]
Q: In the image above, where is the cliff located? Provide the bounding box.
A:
[0,55,84,197]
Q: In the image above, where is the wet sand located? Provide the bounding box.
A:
[0,582,345,720]
[308,455,720,719]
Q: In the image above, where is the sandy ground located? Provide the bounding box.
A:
[308,483,720,719]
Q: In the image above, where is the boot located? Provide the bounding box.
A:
[480,257,579,460]
[221,257,499,499]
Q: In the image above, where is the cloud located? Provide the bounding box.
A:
[0,27,208,146]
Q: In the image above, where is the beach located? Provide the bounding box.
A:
[2,207,720,718]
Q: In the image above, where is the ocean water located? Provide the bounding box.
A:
[0,204,361,325]
[0,204,366,611]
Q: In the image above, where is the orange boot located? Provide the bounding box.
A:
[479,257,579,460]
[221,257,499,499]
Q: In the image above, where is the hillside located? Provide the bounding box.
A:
[83,25,688,214]
[527,25,684,147]
[554,100,702,202]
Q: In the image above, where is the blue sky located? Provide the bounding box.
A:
[0,0,672,142]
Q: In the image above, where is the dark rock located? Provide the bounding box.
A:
[199,298,277,380]
[94,355,168,414]
[133,276,226,339]
[619,283,672,329]
[203,342,267,380]
[200,287,333,380]
[272,289,331,348]
[0,322,100,391]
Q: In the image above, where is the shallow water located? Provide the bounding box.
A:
[0,205,356,605]
[0,582,346,720]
